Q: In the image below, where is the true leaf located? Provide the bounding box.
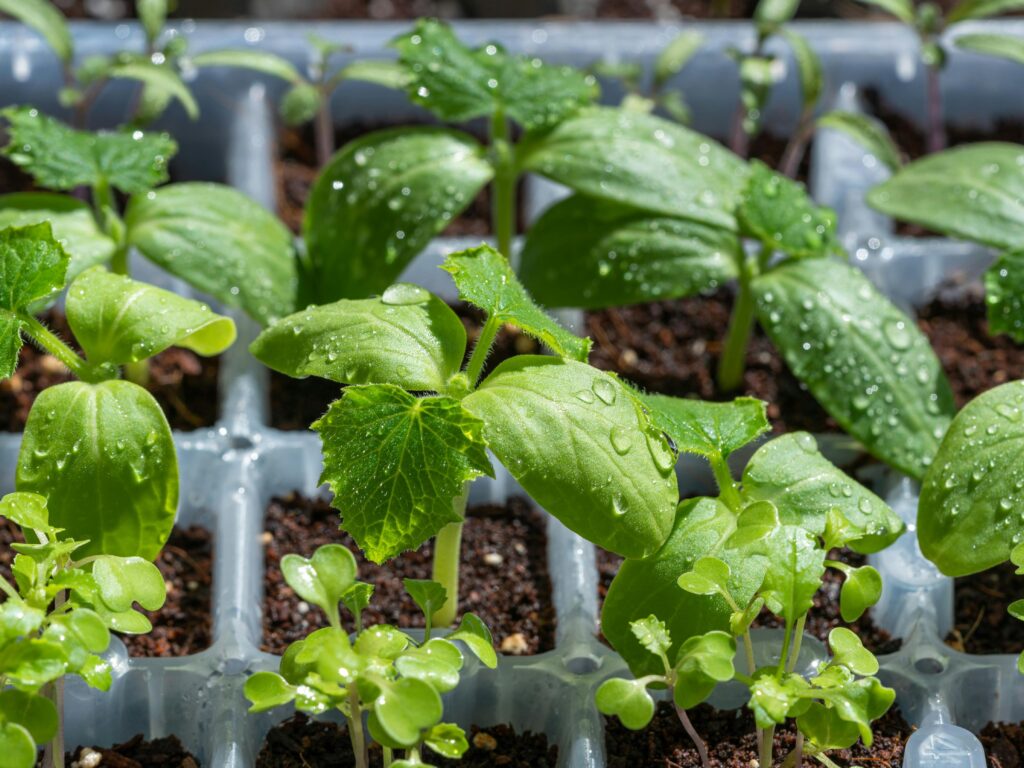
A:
[281,544,358,617]
[448,613,497,669]
[673,631,736,709]
[371,677,443,747]
[519,107,747,230]
[641,394,769,460]
[315,385,493,563]
[404,579,448,625]
[867,143,1024,250]
[519,195,739,309]
[105,60,199,120]
[955,33,1024,65]
[0,690,57,744]
[2,108,176,194]
[948,0,1024,21]
[341,582,374,627]
[741,433,904,552]
[66,267,235,366]
[630,615,672,658]
[17,380,177,560]
[817,111,902,173]
[828,627,879,675]
[126,182,298,324]
[423,723,469,759]
[753,258,955,480]
[986,250,1024,341]
[392,19,595,130]
[806,671,894,746]
[463,356,677,559]
[442,245,590,361]
[303,127,492,304]
[739,161,838,258]
[839,565,883,622]
[782,30,823,110]
[92,556,166,612]
[755,525,824,624]
[919,380,1024,576]
[749,672,809,728]
[595,678,656,729]
[654,31,703,87]
[0,0,72,63]
[191,49,304,83]
[250,291,465,393]
[727,500,779,548]
[0,492,49,532]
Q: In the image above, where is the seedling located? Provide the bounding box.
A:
[0,222,235,561]
[854,0,1024,153]
[244,543,497,768]
[0,491,167,768]
[522,158,955,480]
[191,36,408,167]
[251,245,678,625]
[599,396,902,768]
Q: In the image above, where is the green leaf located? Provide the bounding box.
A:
[191,49,304,83]
[280,83,322,126]
[251,290,465,393]
[754,0,800,27]
[868,143,1024,250]
[630,615,672,658]
[57,609,110,653]
[520,107,747,230]
[654,32,703,87]
[0,722,36,768]
[105,60,198,120]
[281,544,358,618]
[404,579,447,624]
[749,672,810,728]
[855,0,915,22]
[948,0,1024,21]
[126,182,298,324]
[782,30,823,110]
[817,111,902,173]
[0,220,70,316]
[987,250,1024,342]
[315,385,493,563]
[0,605,45,645]
[955,33,1024,65]
[17,381,177,560]
[0,690,57,744]
[839,565,883,622]
[339,59,410,90]
[739,162,838,258]
[726,500,780,548]
[371,677,443,747]
[0,639,67,689]
[423,723,468,759]
[354,624,410,660]
[602,497,768,676]
[798,702,862,750]
[595,678,656,730]
[828,627,879,675]
[673,631,736,709]
[66,267,236,366]
[244,672,296,713]
[641,394,769,460]
[303,127,492,304]
[447,613,497,669]
[464,357,677,559]
[807,670,894,746]
[1,108,176,194]
[392,19,595,130]
[737,57,777,138]
[341,582,374,626]
[442,245,590,361]
[0,193,116,279]
[519,195,739,309]
[753,259,955,481]
[1008,599,1024,621]
[919,380,1024,575]
[136,0,167,43]
[0,0,72,63]
[394,637,463,692]
[756,525,824,624]
[0,492,49,532]
[92,556,166,612]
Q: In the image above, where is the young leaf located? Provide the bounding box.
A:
[315,385,493,563]
[303,127,492,304]
[741,433,904,552]
[442,245,590,362]
[17,381,177,560]
[341,582,374,628]
[371,677,443,747]
[828,627,879,675]
[739,162,838,258]
[392,19,596,130]
[854,0,915,22]
[630,614,672,658]
[948,0,1024,22]
[754,0,800,28]
[447,613,497,669]
[955,33,1024,65]
[92,556,166,613]
[749,672,809,728]
[66,267,235,366]
[782,30,823,111]
[755,525,825,624]
[404,579,448,624]
[919,380,1024,576]
[394,638,463,692]
[655,32,702,86]
[191,49,304,84]
[136,0,167,44]
[817,111,902,173]
[2,108,176,194]
[104,60,199,121]
[596,678,656,730]
[807,670,894,746]
[281,544,358,618]
[726,500,779,548]
[753,258,955,481]
[244,671,297,713]
[339,60,411,90]
[519,195,739,310]
[519,107,747,230]
[423,723,469,759]
[839,565,883,622]
[0,0,72,64]
[125,182,298,324]
[250,291,465,393]
[463,357,677,559]
[798,702,862,750]
[868,143,1024,250]
[0,493,49,532]
[641,395,769,461]
[673,631,736,709]
[280,84,321,126]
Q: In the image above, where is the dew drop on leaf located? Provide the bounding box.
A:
[592,378,616,405]
[610,426,633,456]
[381,283,430,306]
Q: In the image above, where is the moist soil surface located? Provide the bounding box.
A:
[585,289,838,434]
[947,560,1024,655]
[604,702,912,768]
[0,310,220,432]
[261,492,556,655]
[256,713,558,768]
[982,720,1024,768]
[597,547,901,655]
[58,735,199,767]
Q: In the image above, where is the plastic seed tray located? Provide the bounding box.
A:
[0,19,1022,768]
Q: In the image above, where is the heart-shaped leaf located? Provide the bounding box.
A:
[595,678,655,730]
[92,556,166,613]
[372,677,443,747]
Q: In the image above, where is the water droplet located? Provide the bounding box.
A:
[592,378,617,405]
[883,320,912,350]
[381,283,430,306]
[610,426,633,455]
[574,390,595,404]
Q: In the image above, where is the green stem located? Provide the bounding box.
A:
[383,746,393,767]
[430,483,470,628]
[110,243,129,276]
[717,258,758,393]
[43,592,66,768]
[742,631,757,678]
[19,313,94,382]
[761,725,776,768]
[124,359,151,387]
[786,616,806,674]
[347,687,368,768]
[777,622,793,675]
[710,453,742,513]
[464,315,501,388]
[490,109,516,260]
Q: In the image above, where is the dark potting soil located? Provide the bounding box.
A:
[60,735,199,768]
[946,561,1024,655]
[604,702,913,768]
[585,290,838,434]
[917,287,1024,410]
[256,713,558,768]
[261,492,556,655]
[0,310,220,432]
[982,720,1024,768]
[596,547,901,654]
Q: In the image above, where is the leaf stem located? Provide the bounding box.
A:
[18,313,94,382]
[710,453,742,513]
[760,725,776,768]
[777,622,793,675]
[717,256,758,393]
[42,680,65,768]
[778,109,815,179]
[794,731,805,768]
[742,631,757,678]
[786,616,806,674]
[464,315,501,388]
[925,62,946,154]
[347,687,369,768]
[430,483,470,628]
[675,703,712,768]
[490,108,516,260]
[315,86,335,168]
[383,746,393,767]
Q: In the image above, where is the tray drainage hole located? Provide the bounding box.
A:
[228,435,255,451]
[564,654,599,675]
[914,655,946,675]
